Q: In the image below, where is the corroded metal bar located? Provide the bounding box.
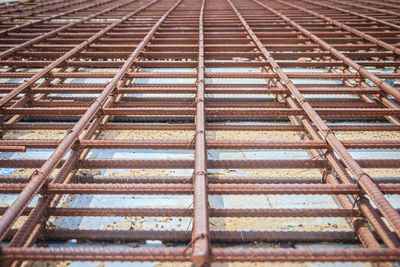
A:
[4,107,400,116]
[0,0,399,264]
[0,0,106,36]
[1,71,399,79]
[279,0,400,55]
[41,229,359,242]
[13,50,397,58]
[297,0,400,31]
[0,0,83,24]
[1,139,400,149]
[246,0,400,238]
[0,146,25,152]
[0,174,398,185]
[2,183,400,195]
[1,247,400,262]
[0,247,190,262]
[0,0,181,242]
[324,0,400,17]
[0,60,397,68]
[0,0,157,107]
[256,0,400,255]
[211,248,400,262]
[251,0,400,101]
[191,0,210,265]
[0,0,135,59]
[3,123,400,132]
[0,86,392,95]
[0,207,362,217]
[1,158,398,169]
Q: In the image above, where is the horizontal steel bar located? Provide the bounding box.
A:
[14,51,397,59]
[1,183,399,194]
[3,123,400,132]
[40,229,359,242]
[0,159,398,169]
[0,86,390,95]
[1,139,399,149]
[0,145,25,152]
[1,174,398,185]
[1,60,397,68]
[4,108,400,117]
[1,247,400,262]
[1,71,399,79]
[0,206,363,217]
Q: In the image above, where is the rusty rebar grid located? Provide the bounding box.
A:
[0,0,399,266]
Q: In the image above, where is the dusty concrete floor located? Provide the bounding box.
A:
[1,127,397,267]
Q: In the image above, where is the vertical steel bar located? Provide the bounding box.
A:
[324,0,400,17]
[0,0,157,108]
[275,0,400,55]
[0,0,134,59]
[0,0,182,242]
[255,23,396,265]
[311,57,400,248]
[293,0,400,31]
[191,0,210,265]
[251,0,400,101]
[230,0,400,238]
[0,0,82,23]
[0,0,110,36]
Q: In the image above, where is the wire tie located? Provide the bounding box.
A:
[351,187,369,219]
[71,140,81,151]
[323,129,334,139]
[184,170,207,184]
[183,233,208,254]
[286,80,294,87]
[29,169,48,195]
[321,169,331,184]
[188,130,204,149]
[182,202,193,217]
[298,98,308,106]
[280,94,291,102]
[300,132,311,140]
[28,169,39,181]
[352,193,364,211]
[190,98,204,107]
[298,115,306,121]
[322,147,332,159]
[97,107,105,117]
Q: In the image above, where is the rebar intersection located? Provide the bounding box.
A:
[0,0,399,265]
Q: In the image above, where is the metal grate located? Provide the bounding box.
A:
[0,0,399,265]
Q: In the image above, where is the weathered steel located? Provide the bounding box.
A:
[247,0,400,238]
[0,0,181,242]
[1,247,400,262]
[1,158,398,169]
[0,0,399,265]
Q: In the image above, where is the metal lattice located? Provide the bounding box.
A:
[0,0,399,265]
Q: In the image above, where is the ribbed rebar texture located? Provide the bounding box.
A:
[0,0,399,266]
